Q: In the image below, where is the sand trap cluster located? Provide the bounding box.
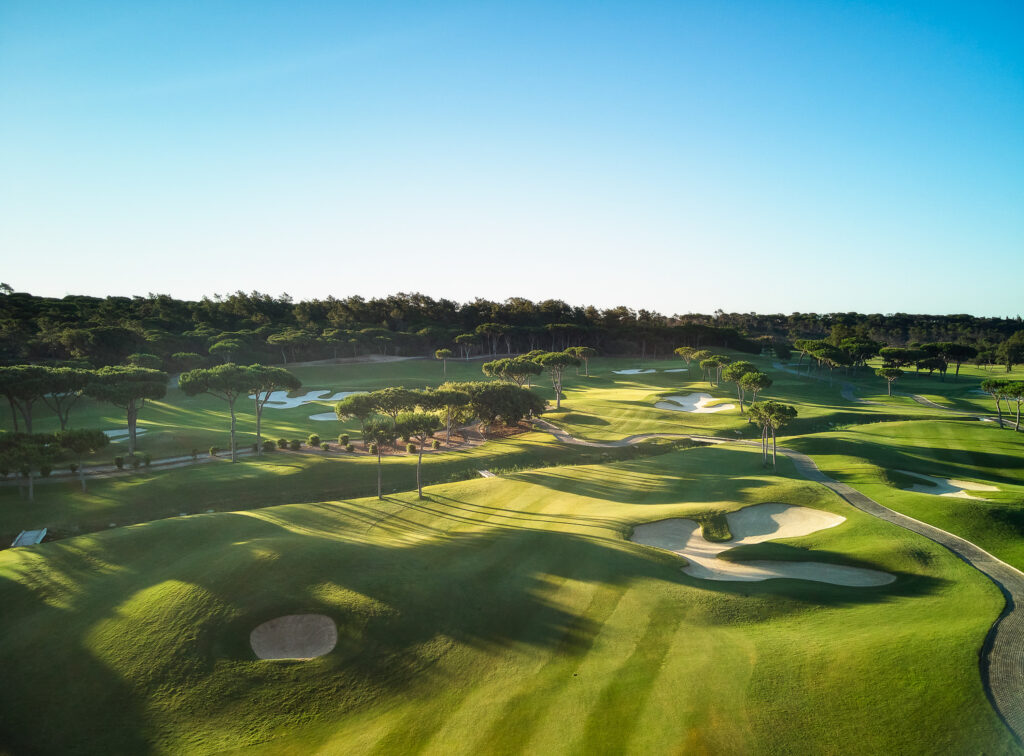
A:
[250,614,337,660]
[655,394,736,413]
[613,368,658,375]
[630,502,894,586]
[103,428,148,441]
[250,389,357,409]
[896,470,998,500]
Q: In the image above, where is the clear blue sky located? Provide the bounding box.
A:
[1,1,1021,316]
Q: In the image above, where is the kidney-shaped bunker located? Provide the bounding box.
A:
[250,614,338,660]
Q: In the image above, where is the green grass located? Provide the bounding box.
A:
[696,511,732,542]
[0,445,1013,754]
[788,419,1024,569]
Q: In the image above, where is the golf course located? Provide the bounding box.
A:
[3,344,1024,754]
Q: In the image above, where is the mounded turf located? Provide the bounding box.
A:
[0,445,1014,754]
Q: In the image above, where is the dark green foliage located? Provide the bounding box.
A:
[289,440,301,451]
[698,512,732,542]
[114,456,124,469]
[307,434,321,448]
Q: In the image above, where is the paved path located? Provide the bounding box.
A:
[530,419,1024,744]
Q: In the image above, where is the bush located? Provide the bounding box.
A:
[209,446,220,457]
[431,439,441,450]
[114,456,124,470]
[191,448,199,460]
[262,439,276,451]
[322,443,331,452]
[69,463,79,475]
[142,453,152,467]
[277,438,289,448]
[308,434,321,448]
[289,439,301,451]
[368,443,378,455]
[345,444,354,453]
[406,442,417,454]
[39,465,52,478]
[130,457,141,470]
[338,434,349,445]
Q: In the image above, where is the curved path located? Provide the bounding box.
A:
[530,418,1024,744]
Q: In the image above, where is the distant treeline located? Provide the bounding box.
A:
[0,287,1020,368]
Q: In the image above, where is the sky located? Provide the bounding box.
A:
[1,1,1022,316]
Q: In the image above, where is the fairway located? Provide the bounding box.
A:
[0,445,1013,754]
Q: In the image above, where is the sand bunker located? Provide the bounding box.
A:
[103,428,148,441]
[250,389,357,409]
[896,469,998,499]
[664,368,689,373]
[655,394,736,413]
[250,614,337,660]
[630,503,894,586]
[308,412,340,422]
[613,368,658,375]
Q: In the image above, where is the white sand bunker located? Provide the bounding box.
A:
[250,614,337,660]
[664,368,689,373]
[630,503,895,586]
[309,412,339,422]
[614,368,657,375]
[655,394,736,413]
[103,428,148,440]
[250,389,357,409]
[896,470,998,500]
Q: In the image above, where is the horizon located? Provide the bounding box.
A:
[2,1,1022,316]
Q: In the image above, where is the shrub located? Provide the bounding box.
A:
[308,434,321,448]
[69,463,79,475]
[338,434,349,445]
[368,443,378,455]
[39,465,52,478]
[262,439,276,451]
[114,456,124,470]
[191,448,199,460]
[130,457,141,470]
[431,439,441,450]
[209,446,220,457]
[406,442,417,454]
[345,444,354,453]
[277,438,288,448]
[289,439,301,451]
[401,435,410,445]
[142,453,152,467]
[322,443,331,452]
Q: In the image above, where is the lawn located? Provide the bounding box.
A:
[0,444,1013,754]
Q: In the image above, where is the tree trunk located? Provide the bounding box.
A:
[255,398,263,456]
[17,400,33,434]
[445,408,452,442]
[955,362,961,381]
[771,427,778,471]
[1016,400,1021,432]
[127,401,138,456]
[442,360,446,378]
[79,457,87,493]
[417,443,424,498]
[993,395,1003,426]
[376,452,382,499]
[7,396,19,433]
[229,397,237,462]
[887,381,892,397]
[585,360,590,377]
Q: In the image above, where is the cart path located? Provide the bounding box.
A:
[530,418,1024,745]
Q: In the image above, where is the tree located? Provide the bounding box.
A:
[721,361,756,413]
[536,352,580,410]
[482,357,542,387]
[396,411,441,497]
[247,365,301,455]
[464,381,546,429]
[567,346,598,377]
[981,379,1011,427]
[208,338,244,363]
[1005,381,1024,432]
[749,400,798,470]
[454,333,477,359]
[87,366,168,456]
[267,329,314,364]
[369,387,419,430]
[420,386,471,442]
[916,356,948,379]
[39,367,92,430]
[941,343,978,381]
[55,428,109,492]
[0,433,56,502]
[179,364,251,462]
[335,393,378,443]
[171,352,205,372]
[812,345,848,386]
[699,358,720,386]
[876,367,904,397]
[738,371,772,406]
[435,348,453,377]
[879,347,925,368]
[363,416,396,499]
[997,331,1024,373]
[125,353,163,370]
[0,365,51,433]
[673,346,695,366]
